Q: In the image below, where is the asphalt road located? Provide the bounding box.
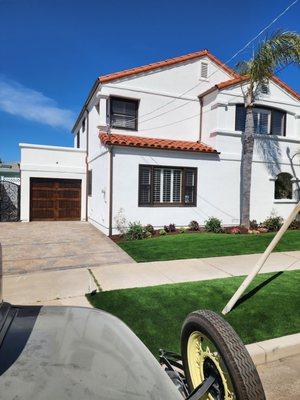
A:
[258,354,300,399]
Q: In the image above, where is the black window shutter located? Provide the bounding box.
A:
[235,104,246,132]
[271,110,285,136]
[139,166,152,205]
[184,169,197,205]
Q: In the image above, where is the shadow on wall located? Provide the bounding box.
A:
[255,136,282,176]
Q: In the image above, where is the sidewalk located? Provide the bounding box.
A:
[91,250,300,291]
[4,250,300,305]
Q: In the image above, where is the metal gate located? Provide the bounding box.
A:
[0,180,20,222]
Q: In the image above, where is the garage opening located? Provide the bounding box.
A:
[30,178,81,221]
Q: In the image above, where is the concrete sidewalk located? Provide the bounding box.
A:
[4,250,300,306]
[90,250,300,291]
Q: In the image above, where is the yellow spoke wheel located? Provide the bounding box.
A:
[181,310,266,400]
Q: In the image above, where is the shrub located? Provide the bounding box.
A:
[159,229,166,235]
[163,225,170,233]
[144,231,152,239]
[126,222,146,240]
[178,227,187,234]
[250,220,259,230]
[262,215,283,232]
[168,223,176,233]
[189,220,200,231]
[289,219,300,230]
[204,217,222,233]
[144,224,155,235]
[114,208,127,235]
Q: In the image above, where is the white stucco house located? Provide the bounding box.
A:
[20,49,300,235]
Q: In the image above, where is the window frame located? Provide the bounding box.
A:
[235,104,286,136]
[138,164,197,207]
[110,96,139,131]
[274,172,293,200]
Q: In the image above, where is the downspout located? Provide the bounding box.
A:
[198,96,203,143]
[85,108,89,222]
[108,145,113,237]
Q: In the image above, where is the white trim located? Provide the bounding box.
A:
[19,143,86,153]
[212,130,300,144]
[273,199,298,204]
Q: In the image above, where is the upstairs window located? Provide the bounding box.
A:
[200,62,209,79]
[82,118,86,132]
[110,96,138,131]
[235,105,286,136]
[275,173,293,199]
[139,165,197,206]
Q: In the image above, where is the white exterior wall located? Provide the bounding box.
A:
[20,144,87,222]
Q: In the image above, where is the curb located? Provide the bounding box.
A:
[246,332,300,366]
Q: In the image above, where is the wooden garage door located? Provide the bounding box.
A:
[30,178,81,221]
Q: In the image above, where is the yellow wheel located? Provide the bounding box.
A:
[181,310,266,400]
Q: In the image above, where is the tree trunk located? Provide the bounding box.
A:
[240,106,255,228]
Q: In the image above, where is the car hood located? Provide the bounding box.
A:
[0,305,181,400]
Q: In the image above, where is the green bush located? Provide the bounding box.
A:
[126,222,146,240]
[250,220,259,230]
[159,229,166,236]
[263,215,283,232]
[144,224,155,235]
[189,220,200,231]
[178,227,187,234]
[204,217,222,233]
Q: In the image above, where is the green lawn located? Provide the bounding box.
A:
[118,230,300,262]
[87,270,300,357]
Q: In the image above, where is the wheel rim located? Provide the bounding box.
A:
[187,331,236,400]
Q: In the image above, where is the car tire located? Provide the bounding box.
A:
[181,310,266,400]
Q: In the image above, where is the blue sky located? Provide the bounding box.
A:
[1,0,299,161]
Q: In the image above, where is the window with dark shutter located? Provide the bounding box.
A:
[271,110,285,136]
[275,173,293,199]
[235,104,286,136]
[139,165,196,206]
[235,104,246,132]
[139,166,151,205]
[110,97,138,131]
[88,170,92,196]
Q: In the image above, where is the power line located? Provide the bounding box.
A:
[128,0,299,127]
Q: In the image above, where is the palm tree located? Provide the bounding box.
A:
[237,31,300,228]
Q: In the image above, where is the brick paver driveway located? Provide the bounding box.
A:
[0,221,134,275]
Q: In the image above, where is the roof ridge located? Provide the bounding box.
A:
[99,49,238,84]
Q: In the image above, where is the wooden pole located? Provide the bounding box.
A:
[222,201,300,315]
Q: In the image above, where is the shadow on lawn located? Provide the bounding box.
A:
[231,271,284,311]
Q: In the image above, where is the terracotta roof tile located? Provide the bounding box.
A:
[201,75,300,100]
[99,50,238,83]
[99,132,218,154]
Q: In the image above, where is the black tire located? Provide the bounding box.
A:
[181,310,265,400]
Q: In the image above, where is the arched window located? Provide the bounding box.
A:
[274,173,293,199]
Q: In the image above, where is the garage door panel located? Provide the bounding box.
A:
[30,178,81,221]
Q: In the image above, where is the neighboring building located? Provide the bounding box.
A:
[0,162,20,184]
[19,50,300,234]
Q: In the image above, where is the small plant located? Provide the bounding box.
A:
[114,208,127,235]
[168,223,176,233]
[289,219,300,230]
[189,220,200,231]
[126,221,146,240]
[159,228,166,235]
[250,220,259,230]
[144,231,152,239]
[163,225,170,233]
[229,227,241,234]
[204,217,222,233]
[144,224,155,235]
[262,215,283,232]
[178,227,186,234]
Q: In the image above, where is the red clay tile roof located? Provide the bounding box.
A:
[201,75,300,100]
[99,50,239,83]
[99,132,218,153]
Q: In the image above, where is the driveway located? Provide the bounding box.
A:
[0,221,134,275]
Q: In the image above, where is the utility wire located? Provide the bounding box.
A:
[124,0,299,127]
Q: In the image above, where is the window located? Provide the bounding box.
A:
[200,62,208,79]
[275,173,293,199]
[76,131,80,148]
[235,105,286,136]
[82,118,86,132]
[110,96,138,131]
[138,165,197,206]
[87,170,92,196]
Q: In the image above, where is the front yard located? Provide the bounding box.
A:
[87,270,300,357]
[118,230,300,262]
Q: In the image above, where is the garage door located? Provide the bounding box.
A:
[30,178,81,221]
